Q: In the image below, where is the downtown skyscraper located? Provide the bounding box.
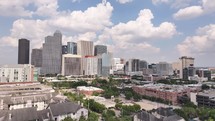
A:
[41,30,62,74]
[18,39,30,64]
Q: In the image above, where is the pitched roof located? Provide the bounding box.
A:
[136,110,162,121]
[0,107,39,121]
[49,101,83,116]
[163,114,184,121]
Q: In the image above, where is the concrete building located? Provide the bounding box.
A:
[77,40,94,57]
[148,64,157,74]
[196,90,215,108]
[77,40,94,75]
[31,49,42,67]
[101,53,113,77]
[77,86,104,96]
[42,30,62,75]
[112,58,124,72]
[0,64,35,83]
[172,61,181,78]
[139,60,148,71]
[94,45,107,56]
[156,62,173,76]
[61,54,81,76]
[179,56,195,80]
[83,56,98,75]
[67,42,77,54]
[18,39,30,64]
[196,68,212,81]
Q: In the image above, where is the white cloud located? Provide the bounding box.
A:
[173,6,203,20]
[0,2,113,48]
[152,0,169,5]
[173,0,215,20]
[97,9,176,59]
[177,24,215,56]
[0,0,58,17]
[106,9,176,43]
[116,0,133,4]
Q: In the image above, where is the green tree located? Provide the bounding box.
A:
[87,112,99,121]
[62,117,76,121]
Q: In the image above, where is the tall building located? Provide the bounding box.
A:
[94,45,107,56]
[18,39,30,64]
[128,59,140,72]
[83,56,98,75]
[112,58,124,72]
[179,56,195,80]
[101,53,112,77]
[139,60,148,71]
[77,40,94,57]
[42,30,62,75]
[62,45,68,54]
[31,49,42,67]
[156,62,173,76]
[67,42,77,54]
[77,40,94,74]
[0,64,35,83]
[61,54,81,76]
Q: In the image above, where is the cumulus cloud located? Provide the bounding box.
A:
[173,6,203,20]
[0,2,113,48]
[177,24,215,56]
[97,9,176,59]
[116,0,133,4]
[152,0,193,9]
[173,0,215,20]
[0,0,58,17]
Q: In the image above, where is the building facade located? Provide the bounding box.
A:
[0,64,35,83]
[18,39,30,64]
[42,30,62,75]
[67,42,77,54]
[156,62,173,76]
[31,49,42,67]
[77,40,94,57]
[179,56,195,80]
[101,53,112,77]
[94,45,107,56]
[62,45,68,54]
[83,56,98,75]
[61,54,81,76]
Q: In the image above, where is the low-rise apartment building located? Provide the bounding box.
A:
[133,84,197,105]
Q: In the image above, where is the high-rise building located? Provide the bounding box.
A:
[77,40,94,75]
[18,39,30,64]
[94,45,107,56]
[139,60,148,71]
[179,56,195,80]
[31,49,42,67]
[0,64,35,83]
[83,56,98,75]
[62,45,68,54]
[77,40,94,57]
[112,58,124,72]
[156,62,173,76]
[42,30,62,75]
[101,53,112,77]
[128,59,140,72]
[61,54,81,76]
[67,42,77,54]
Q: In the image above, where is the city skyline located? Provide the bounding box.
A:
[0,0,215,66]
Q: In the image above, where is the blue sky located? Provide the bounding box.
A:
[0,0,215,66]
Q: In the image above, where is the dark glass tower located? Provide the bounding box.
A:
[18,39,30,64]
